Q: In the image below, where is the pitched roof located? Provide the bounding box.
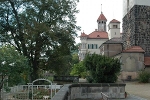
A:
[103,37,123,44]
[80,32,88,37]
[110,19,120,23]
[122,46,145,53]
[144,57,150,66]
[88,31,108,39]
[97,12,107,21]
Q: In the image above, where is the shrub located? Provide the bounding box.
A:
[83,53,121,83]
[138,71,150,83]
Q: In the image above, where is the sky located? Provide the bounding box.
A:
[75,0,123,43]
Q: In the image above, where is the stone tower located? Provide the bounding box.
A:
[122,0,150,56]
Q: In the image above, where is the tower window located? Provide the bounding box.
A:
[102,21,103,23]
[113,25,118,28]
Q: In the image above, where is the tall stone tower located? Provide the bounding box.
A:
[122,0,150,56]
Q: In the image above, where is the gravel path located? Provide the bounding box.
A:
[125,81,150,99]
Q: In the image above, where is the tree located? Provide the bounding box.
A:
[0,0,80,81]
[0,45,30,98]
[83,53,121,83]
[70,61,86,78]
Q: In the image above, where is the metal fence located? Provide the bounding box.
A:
[1,84,62,100]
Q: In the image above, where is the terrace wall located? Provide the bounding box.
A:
[52,83,126,100]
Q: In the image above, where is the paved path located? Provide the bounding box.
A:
[79,79,150,99]
[125,81,150,100]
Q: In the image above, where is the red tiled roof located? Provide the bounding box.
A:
[97,12,107,21]
[88,31,108,39]
[80,32,88,37]
[110,19,120,23]
[122,46,145,53]
[144,57,150,66]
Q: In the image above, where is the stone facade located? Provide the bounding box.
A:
[123,5,150,56]
[115,52,145,80]
[69,84,126,100]
[100,44,122,57]
[99,38,123,57]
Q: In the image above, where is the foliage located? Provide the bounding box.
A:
[138,71,150,83]
[0,45,30,91]
[0,0,80,81]
[72,53,79,65]
[83,53,121,83]
[70,61,86,78]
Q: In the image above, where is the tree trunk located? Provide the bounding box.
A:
[30,68,39,82]
[30,59,39,82]
[0,87,3,100]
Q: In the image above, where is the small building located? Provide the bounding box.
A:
[99,37,123,57]
[144,57,150,71]
[115,46,145,80]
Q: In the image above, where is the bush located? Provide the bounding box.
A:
[83,53,121,83]
[138,71,150,83]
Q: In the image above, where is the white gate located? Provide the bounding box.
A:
[28,78,53,100]
[1,78,61,100]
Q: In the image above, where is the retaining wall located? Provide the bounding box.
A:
[52,83,126,100]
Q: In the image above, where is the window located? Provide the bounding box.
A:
[113,25,118,28]
[88,44,93,49]
[82,43,86,49]
[93,44,98,49]
[88,44,97,49]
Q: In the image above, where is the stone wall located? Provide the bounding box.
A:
[68,83,126,100]
[102,44,122,57]
[52,83,126,100]
[115,52,145,80]
[123,5,150,56]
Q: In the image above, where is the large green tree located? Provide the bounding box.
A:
[0,0,80,81]
[84,53,121,83]
[0,45,30,98]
